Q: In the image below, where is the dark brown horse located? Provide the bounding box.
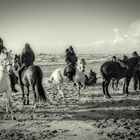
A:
[14,55,47,107]
[100,57,140,98]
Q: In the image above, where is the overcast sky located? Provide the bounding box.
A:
[0,0,140,54]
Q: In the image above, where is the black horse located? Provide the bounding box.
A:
[100,57,140,98]
[14,55,47,107]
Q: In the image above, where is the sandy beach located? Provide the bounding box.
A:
[0,54,140,140]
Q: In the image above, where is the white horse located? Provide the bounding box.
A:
[0,50,15,120]
[48,58,86,98]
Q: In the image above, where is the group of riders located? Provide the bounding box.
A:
[0,38,97,93]
[0,37,140,93]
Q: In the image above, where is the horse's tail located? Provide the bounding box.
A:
[36,69,47,102]
[36,81,47,102]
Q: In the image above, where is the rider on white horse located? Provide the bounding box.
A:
[64,46,78,81]
[0,38,18,92]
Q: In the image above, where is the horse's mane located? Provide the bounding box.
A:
[15,54,22,66]
[78,58,86,65]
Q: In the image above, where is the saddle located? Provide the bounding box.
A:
[116,61,128,69]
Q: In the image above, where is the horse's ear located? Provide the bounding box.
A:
[9,50,12,53]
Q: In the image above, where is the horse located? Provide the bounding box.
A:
[0,50,15,120]
[48,58,86,98]
[14,54,47,108]
[100,57,140,98]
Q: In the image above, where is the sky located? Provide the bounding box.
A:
[0,0,140,54]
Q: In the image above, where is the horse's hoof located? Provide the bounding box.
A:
[34,103,37,109]
[4,114,8,120]
[12,115,16,120]
[13,89,18,93]
[104,95,111,99]
[108,96,112,99]
[124,94,128,97]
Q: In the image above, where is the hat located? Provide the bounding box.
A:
[69,46,73,50]
[132,51,138,56]
[65,48,69,52]
[112,56,116,59]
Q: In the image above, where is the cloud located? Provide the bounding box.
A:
[79,19,140,54]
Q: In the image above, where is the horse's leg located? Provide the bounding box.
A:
[105,80,111,98]
[123,78,126,93]
[82,81,86,90]
[138,75,140,90]
[133,74,138,91]
[21,85,25,105]
[27,86,30,105]
[58,83,64,98]
[102,80,106,97]
[125,77,131,96]
[116,79,120,90]
[112,79,115,90]
[31,83,37,109]
[5,90,15,120]
[77,83,81,98]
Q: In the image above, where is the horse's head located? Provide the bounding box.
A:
[14,54,21,71]
[77,58,86,72]
[0,50,13,73]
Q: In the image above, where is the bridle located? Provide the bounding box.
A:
[0,57,13,73]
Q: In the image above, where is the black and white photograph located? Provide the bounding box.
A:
[0,0,140,139]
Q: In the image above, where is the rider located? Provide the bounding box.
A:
[18,43,35,85]
[0,38,18,92]
[68,46,78,66]
[64,46,78,81]
[112,56,117,62]
[65,48,71,65]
